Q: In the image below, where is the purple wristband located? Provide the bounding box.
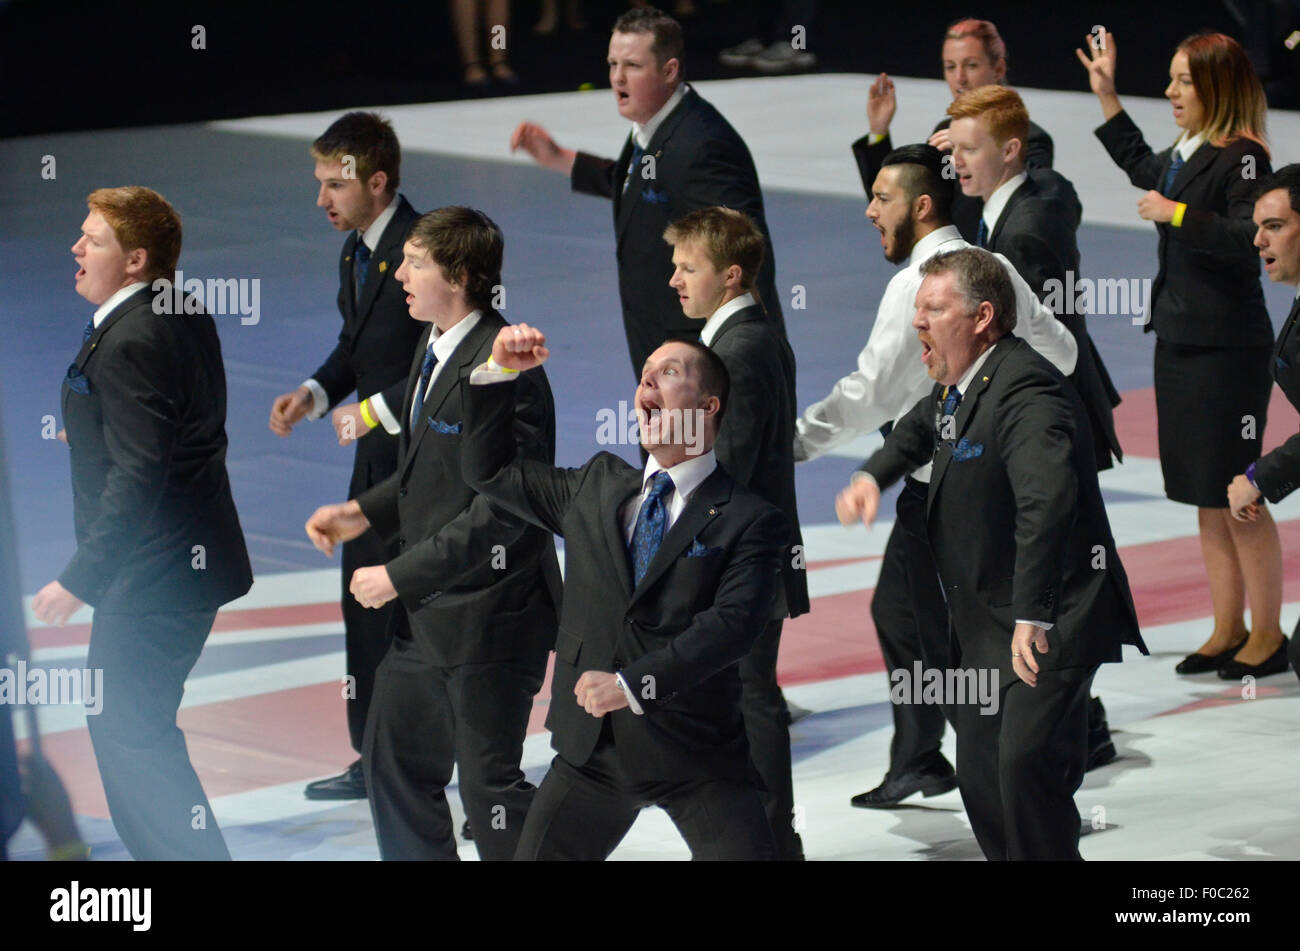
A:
[1245,462,1258,490]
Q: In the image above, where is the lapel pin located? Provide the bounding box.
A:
[378,260,388,273]
[708,507,716,516]
[345,255,351,263]
[982,376,989,382]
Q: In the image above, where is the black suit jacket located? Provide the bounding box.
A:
[1253,296,1300,501]
[461,379,789,788]
[355,311,561,666]
[861,336,1146,678]
[985,168,1124,470]
[571,87,785,376]
[852,117,1053,243]
[1095,110,1272,348]
[59,286,252,613]
[707,303,808,618]
[312,196,426,497]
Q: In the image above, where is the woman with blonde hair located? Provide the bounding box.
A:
[1078,30,1289,679]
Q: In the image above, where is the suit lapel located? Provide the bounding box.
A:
[615,90,694,246]
[74,286,151,373]
[604,464,643,600]
[352,197,412,342]
[1165,142,1216,200]
[629,466,728,606]
[706,304,766,347]
[927,338,1015,519]
[1274,296,1300,378]
[987,177,1033,249]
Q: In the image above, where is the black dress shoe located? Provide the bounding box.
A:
[1085,696,1116,771]
[850,769,957,808]
[1217,637,1292,680]
[303,759,366,800]
[1175,640,1246,674]
[461,819,473,841]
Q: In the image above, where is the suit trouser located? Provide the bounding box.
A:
[85,609,230,860]
[341,527,404,753]
[870,478,955,777]
[955,664,1097,861]
[739,618,802,859]
[362,633,545,860]
[515,720,776,861]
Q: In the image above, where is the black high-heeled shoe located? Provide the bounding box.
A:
[1217,637,1292,680]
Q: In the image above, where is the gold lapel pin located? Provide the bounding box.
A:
[982,376,989,382]
[708,507,716,516]
[345,255,351,263]
[378,260,388,273]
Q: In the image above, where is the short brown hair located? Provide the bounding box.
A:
[675,339,730,429]
[944,18,1008,75]
[919,247,1017,335]
[406,207,503,311]
[311,111,401,194]
[947,85,1030,155]
[662,207,765,293]
[86,186,182,281]
[613,7,685,72]
[1176,32,1269,153]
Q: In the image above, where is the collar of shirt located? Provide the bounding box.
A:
[358,194,400,253]
[1174,130,1206,162]
[954,341,998,396]
[427,309,483,362]
[699,291,757,346]
[93,281,148,328]
[905,225,966,270]
[624,448,718,541]
[981,171,1028,237]
[632,83,687,150]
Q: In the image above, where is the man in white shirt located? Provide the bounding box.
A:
[795,144,1076,809]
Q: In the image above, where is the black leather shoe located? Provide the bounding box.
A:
[304,759,366,800]
[1085,696,1116,771]
[461,819,473,841]
[1217,637,1291,680]
[1176,640,1247,674]
[850,769,957,808]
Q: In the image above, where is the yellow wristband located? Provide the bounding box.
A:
[359,399,378,429]
[486,355,520,374]
[47,840,90,861]
[1170,202,1187,228]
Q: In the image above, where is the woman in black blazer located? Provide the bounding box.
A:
[1078,30,1285,677]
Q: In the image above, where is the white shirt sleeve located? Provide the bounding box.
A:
[301,378,329,421]
[998,254,1077,377]
[366,391,402,436]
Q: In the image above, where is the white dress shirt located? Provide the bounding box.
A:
[383,310,483,435]
[980,170,1029,240]
[93,282,148,328]
[303,194,402,421]
[633,83,687,151]
[794,224,1077,481]
[698,292,757,346]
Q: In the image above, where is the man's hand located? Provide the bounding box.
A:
[574,671,630,718]
[1137,190,1178,223]
[927,127,953,154]
[270,386,313,436]
[31,581,85,626]
[305,500,370,556]
[835,474,881,528]
[509,121,577,174]
[331,401,375,447]
[867,73,896,137]
[56,428,68,445]
[492,323,550,371]
[1011,622,1051,686]
[1228,474,1262,522]
[349,565,397,609]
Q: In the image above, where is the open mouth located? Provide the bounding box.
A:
[919,338,933,363]
[75,266,86,279]
[1262,254,1277,269]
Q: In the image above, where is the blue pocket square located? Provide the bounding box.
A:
[641,187,669,205]
[427,418,462,435]
[952,437,984,461]
[64,364,90,395]
[686,538,723,558]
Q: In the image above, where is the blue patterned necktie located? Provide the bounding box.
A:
[82,319,94,344]
[976,218,989,248]
[1162,152,1185,197]
[623,141,645,193]
[629,470,675,587]
[942,384,962,418]
[353,238,371,303]
[409,344,438,430]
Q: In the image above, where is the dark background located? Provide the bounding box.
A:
[3,0,1299,139]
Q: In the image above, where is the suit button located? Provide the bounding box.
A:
[399,487,408,498]
[398,537,406,549]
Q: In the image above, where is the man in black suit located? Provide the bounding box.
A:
[1227,166,1300,680]
[947,84,1123,474]
[854,16,1053,243]
[268,112,425,800]
[32,186,253,859]
[838,248,1147,860]
[305,208,559,861]
[509,6,784,379]
[462,325,786,860]
[663,206,808,859]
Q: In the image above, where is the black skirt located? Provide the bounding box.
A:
[1154,339,1273,507]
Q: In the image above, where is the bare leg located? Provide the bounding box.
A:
[1224,505,1286,663]
[452,0,485,83]
[486,0,516,80]
[1194,507,1249,655]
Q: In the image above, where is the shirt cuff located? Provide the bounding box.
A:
[366,392,402,436]
[616,671,645,715]
[468,356,521,385]
[302,379,329,420]
[1017,619,1054,632]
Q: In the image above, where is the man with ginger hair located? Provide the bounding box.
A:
[32,186,252,859]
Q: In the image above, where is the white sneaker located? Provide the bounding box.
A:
[752,41,817,73]
[718,37,765,67]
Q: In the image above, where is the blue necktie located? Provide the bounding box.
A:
[82,319,94,344]
[353,238,371,303]
[1162,153,1185,197]
[623,141,645,193]
[976,219,989,248]
[942,384,962,417]
[629,470,675,587]
[410,344,438,430]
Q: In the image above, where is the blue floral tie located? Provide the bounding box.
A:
[1162,153,1185,197]
[353,239,371,303]
[629,470,675,587]
[623,141,645,193]
[976,219,989,248]
[82,319,94,344]
[409,344,438,430]
[942,384,962,418]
